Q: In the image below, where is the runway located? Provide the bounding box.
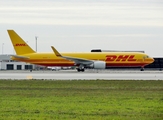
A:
[0,70,163,80]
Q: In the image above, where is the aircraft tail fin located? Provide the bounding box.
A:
[7,30,36,55]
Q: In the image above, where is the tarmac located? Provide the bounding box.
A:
[0,70,163,80]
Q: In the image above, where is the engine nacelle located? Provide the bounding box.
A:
[89,61,106,69]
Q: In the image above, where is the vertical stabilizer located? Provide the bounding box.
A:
[7,30,35,55]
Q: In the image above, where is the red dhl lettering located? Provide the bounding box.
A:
[105,55,137,62]
[116,55,129,61]
[15,44,27,46]
[105,55,116,61]
[128,55,137,61]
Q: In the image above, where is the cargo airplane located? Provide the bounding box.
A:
[7,30,154,72]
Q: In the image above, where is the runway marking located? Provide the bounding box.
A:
[26,75,33,79]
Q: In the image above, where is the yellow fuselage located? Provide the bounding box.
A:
[12,52,154,67]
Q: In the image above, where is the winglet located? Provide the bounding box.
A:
[51,46,62,57]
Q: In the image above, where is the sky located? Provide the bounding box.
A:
[0,0,163,57]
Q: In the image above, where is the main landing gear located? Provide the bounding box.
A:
[77,68,85,72]
[76,65,85,72]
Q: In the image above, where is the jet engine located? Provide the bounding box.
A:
[89,61,106,69]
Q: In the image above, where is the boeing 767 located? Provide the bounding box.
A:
[7,30,154,72]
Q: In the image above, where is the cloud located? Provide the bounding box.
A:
[0,0,163,56]
[0,0,163,26]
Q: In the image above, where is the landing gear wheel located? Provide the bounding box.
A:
[77,68,85,72]
[77,69,80,72]
[76,65,85,72]
[140,68,144,71]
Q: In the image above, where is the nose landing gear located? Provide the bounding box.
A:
[140,67,144,71]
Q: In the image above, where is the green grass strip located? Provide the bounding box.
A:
[0,80,163,120]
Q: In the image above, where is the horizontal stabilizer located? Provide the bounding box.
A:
[11,55,29,59]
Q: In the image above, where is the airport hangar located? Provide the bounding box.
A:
[0,52,163,70]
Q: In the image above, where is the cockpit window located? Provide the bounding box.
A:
[143,56,150,59]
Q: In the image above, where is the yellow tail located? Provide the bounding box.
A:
[7,30,35,55]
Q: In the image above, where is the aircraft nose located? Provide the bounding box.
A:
[151,58,155,63]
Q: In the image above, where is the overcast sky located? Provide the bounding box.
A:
[0,0,163,57]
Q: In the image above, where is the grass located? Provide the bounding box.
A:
[0,80,163,120]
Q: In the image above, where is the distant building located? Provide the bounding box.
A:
[0,54,34,70]
[91,49,144,53]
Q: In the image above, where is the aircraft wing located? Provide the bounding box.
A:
[51,46,93,65]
